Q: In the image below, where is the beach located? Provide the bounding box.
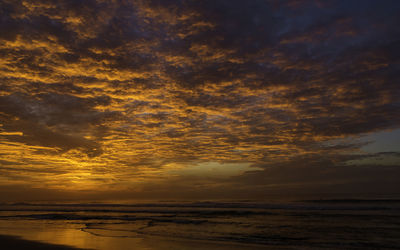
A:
[0,235,87,250]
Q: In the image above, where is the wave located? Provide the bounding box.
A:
[2,200,399,211]
[1,201,399,248]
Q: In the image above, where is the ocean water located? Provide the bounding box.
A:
[0,200,399,249]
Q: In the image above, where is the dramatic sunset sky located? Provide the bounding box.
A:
[0,0,399,201]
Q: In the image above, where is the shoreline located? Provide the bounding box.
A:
[0,234,89,250]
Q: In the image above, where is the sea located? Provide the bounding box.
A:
[0,199,399,249]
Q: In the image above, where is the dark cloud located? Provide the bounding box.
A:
[0,92,117,156]
[233,152,400,197]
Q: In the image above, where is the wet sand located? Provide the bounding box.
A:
[0,235,88,250]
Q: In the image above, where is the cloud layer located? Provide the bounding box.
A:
[0,0,399,199]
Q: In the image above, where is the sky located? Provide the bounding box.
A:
[0,0,399,202]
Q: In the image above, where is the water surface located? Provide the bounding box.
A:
[0,200,399,249]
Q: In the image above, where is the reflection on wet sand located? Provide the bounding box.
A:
[0,219,269,250]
